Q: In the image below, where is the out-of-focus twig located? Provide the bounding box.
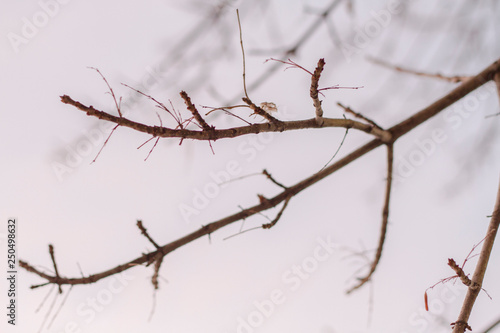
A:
[368,56,471,83]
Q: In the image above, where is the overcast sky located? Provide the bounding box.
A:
[1,0,500,332]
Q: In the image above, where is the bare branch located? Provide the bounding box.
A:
[367,57,471,83]
[347,143,393,294]
[137,220,162,250]
[92,124,119,163]
[337,102,383,130]
[48,245,62,294]
[60,95,391,141]
[89,67,123,117]
[451,175,500,333]
[262,197,291,229]
[262,169,287,189]
[236,9,249,100]
[227,0,342,104]
[319,125,349,172]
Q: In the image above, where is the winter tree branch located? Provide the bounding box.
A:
[451,174,500,332]
[21,58,500,293]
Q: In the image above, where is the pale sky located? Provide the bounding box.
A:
[1,0,500,332]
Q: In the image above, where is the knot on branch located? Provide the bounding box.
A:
[48,244,63,293]
[451,321,472,332]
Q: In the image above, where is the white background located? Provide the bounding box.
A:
[1,0,500,332]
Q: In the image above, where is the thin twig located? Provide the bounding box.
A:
[122,83,183,128]
[225,0,342,105]
[137,220,161,249]
[347,143,393,294]
[451,175,500,333]
[47,286,73,329]
[337,102,383,130]
[92,124,119,163]
[367,57,471,83]
[35,284,56,313]
[48,245,62,294]
[237,9,249,99]
[266,58,314,75]
[151,255,164,290]
[89,67,123,117]
[262,197,291,229]
[263,169,287,189]
[203,105,253,125]
[319,125,349,172]
[37,286,59,333]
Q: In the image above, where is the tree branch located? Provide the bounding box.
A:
[451,174,500,333]
[346,143,393,294]
[23,58,500,293]
[60,94,391,142]
[368,57,471,83]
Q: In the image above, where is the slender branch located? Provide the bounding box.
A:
[390,58,500,139]
[137,220,161,250]
[236,9,249,100]
[262,169,287,189]
[60,95,391,141]
[337,102,383,130]
[48,245,62,294]
[451,174,500,333]
[368,57,471,83]
[151,256,164,290]
[262,197,291,229]
[346,143,393,294]
[89,67,123,117]
[228,0,342,104]
[319,125,349,172]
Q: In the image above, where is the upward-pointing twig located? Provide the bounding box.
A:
[48,245,62,294]
[180,91,213,131]
[237,9,249,100]
[311,58,325,126]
